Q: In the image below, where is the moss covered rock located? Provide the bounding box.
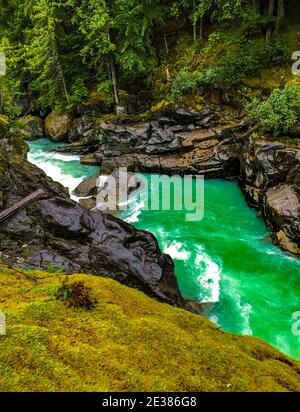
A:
[20,115,44,141]
[0,267,299,392]
[45,112,73,141]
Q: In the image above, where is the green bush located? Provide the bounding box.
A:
[171,70,197,100]
[200,37,291,91]
[250,86,300,135]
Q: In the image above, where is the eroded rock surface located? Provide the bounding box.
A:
[240,139,300,255]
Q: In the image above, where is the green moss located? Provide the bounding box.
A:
[0,267,299,392]
[0,115,10,136]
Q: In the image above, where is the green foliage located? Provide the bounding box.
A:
[0,0,297,112]
[47,263,64,274]
[68,78,89,107]
[171,70,197,100]
[250,86,300,135]
[199,36,292,90]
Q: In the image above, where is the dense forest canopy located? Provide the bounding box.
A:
[0,0,299,124]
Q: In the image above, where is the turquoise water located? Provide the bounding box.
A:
[120,175,300,359]
[27,141,300,359]
[28,139,98,198]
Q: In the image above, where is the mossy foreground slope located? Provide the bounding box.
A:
[0,267,299,392]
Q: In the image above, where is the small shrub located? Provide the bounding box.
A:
[55,279,97,310]
[47,263,64,274]
[171,70,197,100]
[199,37,291,91]
[249,85,300,135]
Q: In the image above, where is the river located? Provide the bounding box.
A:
[28,138,300,359]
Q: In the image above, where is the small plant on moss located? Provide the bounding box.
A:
[55,279,97,310]
[249,86,300,136]
[47,263,64,274]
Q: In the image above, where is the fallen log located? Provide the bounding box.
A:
[0,188,47,224]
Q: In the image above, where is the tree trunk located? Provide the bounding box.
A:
[57,60,69,103]
[52,41,69,103]
[110,57,119,106]
[276,0,285,31]
[106,28,119,107]
[193,0,197,45]
[199,15,204,40]
[164,32,169,57]
[266,0,275,42]
[252,0,259,12]
[0,88,3,113]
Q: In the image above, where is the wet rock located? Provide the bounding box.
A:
[157,107,211,126]
[74,173,99,198]
[264,185,300,255]
[68,116,104,145]
[19,115,44,141]
[289,124,300,136]
[240,139,300,255]
[0,140,185,308]
[45,112,73,141]
[75,170,142,214]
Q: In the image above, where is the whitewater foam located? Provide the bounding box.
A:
[195,247,222,304]
[164,241,191,261]
[28,141,97,200]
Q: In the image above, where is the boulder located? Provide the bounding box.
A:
[75,170,143,215]
[289,124,300,136]
[68,116,104,144]
[20,115,44,141]
[73,173,99,198]
[45,112,73,141]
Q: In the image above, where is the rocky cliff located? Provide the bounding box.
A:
[0,124,186,309]
[240,139,300,255]
[49,108,299,256]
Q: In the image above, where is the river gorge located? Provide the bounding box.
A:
[28,138,300,360]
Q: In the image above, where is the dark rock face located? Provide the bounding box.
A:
[98,125,243,178]
[264,185,300,255]
[58,108,243,178]
[19,115,45,141]
[240,139,300,255]
[0,198,183,307]
[0,139,186,309]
